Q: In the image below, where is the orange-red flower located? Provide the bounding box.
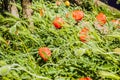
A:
[80,35,88,42]
[38,47,51,61]
[79,27,89,42]
[53,17,65,29]
[96,12,106,25]
[80,27,89,34]
[72,10,84,21]
[79,77,92,80]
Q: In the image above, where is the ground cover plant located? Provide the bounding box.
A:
[0,0,120,80]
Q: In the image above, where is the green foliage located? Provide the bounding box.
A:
[0,0,120,80]
[117,0,120,4]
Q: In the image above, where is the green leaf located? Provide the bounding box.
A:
[0,36,6,43]
[9,25,16,34]
[99,71,120,79]
[0,66,11,76]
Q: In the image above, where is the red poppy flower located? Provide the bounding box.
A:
[80,35,88,42]
[72,10,84,21]
[79,77,92,80]
[53,17,64,29]
[38,47,51,61]
[80,27,89,34]
[96,12,106,25]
